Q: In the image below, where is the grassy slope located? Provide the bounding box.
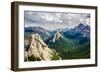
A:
[48,37,90,59]
[48,37,77,59]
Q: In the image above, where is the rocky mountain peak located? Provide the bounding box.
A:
[53,31,63,42]
[24,33,61,61]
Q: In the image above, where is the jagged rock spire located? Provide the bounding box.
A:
[53,31,63,42]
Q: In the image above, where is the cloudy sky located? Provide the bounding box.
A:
[24,11,90,31]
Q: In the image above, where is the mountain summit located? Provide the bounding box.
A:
[53,31,63,42]
[24,33,61,61]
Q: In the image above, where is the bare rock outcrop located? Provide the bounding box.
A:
[24,33,61,61]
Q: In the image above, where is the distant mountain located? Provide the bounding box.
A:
[25,27,50,35]
[63,23,90,45]
[45,31,77,59]
[70,23,90,38]
[25,27,50,40]
[24,33,61,61]
[56,28,70,32]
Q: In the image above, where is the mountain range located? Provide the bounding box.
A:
[24,23,90,60]
[25,27,50,40]
[62,23,90,45]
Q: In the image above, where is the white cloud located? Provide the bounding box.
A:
[24,11,90,30]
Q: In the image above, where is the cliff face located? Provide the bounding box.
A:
[24,33,61,61]
[53,31,63,42]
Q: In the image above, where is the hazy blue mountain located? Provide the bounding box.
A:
[25,27,50,40]
[25,27,50,35]
[62,23,90,45]
[73,23,90,38]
